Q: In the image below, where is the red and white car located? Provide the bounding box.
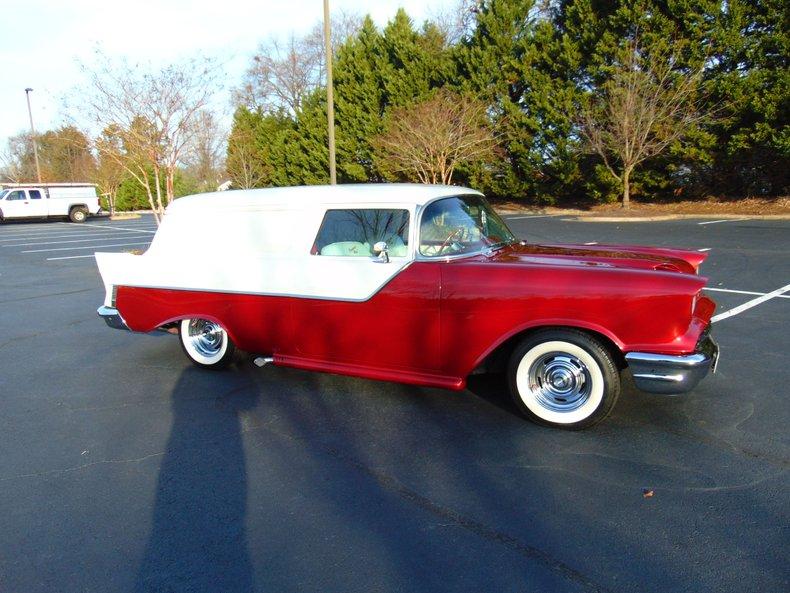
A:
[96,184,718,429]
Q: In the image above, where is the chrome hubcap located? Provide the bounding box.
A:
[528,352,591,412]
[187,319,225,357]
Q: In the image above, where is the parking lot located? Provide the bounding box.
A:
[0,213,788,592]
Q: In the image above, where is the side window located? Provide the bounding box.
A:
[313,209,410,257]
[6,190,25,201]
[28,190,42,200]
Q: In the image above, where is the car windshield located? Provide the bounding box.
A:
[419,195,516,257]
[0,190,8,200]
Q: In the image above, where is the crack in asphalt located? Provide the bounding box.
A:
[494,454,787,494]
[0,452,165,482]
[0,316,97,352]
[238,419,612,593]
[0,287,96,305]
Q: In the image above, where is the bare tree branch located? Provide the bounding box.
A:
[579,38,707,207]
[77,51,220,222]
[373,90,499,186]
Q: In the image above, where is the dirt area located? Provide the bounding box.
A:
[496,196,790,217]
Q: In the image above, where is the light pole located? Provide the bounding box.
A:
[24,88,42,183]
[323,0,337,184]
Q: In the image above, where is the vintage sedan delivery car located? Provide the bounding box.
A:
[96,184,719,429]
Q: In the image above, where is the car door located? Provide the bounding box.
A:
[1,190,29,218]
[26,189,48,217]
[289,207,443,373]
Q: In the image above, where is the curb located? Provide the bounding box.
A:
[494,208,790,222]
[568,214,790,222]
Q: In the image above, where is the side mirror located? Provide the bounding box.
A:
[372,241,389,263]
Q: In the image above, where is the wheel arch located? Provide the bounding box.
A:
[471,320,626,375]
[154,313,242,348]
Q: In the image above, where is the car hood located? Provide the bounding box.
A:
[489,242,707,275]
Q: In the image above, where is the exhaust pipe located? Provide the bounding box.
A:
[253,356,274,368]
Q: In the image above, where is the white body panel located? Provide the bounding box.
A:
[95,184,481,305]
[0,184,100,219]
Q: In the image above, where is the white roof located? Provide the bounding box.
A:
[1,182,96,189]
[167,183,483,214]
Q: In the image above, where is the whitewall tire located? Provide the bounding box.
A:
[508,329,620,429]
[179,318,236,369]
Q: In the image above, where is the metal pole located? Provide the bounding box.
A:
[323,0,337,184]
[24,88,42,183]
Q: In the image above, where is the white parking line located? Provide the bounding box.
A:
[46,254,99,261]
[505,214,555,220]
[704,287,790,300]
[21,242,151,253]
[0,228,76,237]
[6,235,153,247]
[584,241,598,245]
[711,283,790,323]
[60,222,156,234]
[0,232,136,242]
[698,248,712,252]
[698,218,749,226]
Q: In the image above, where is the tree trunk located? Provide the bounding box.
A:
[153,167,166,219]
[165,168,175,206]
[622,167,631,209]
[144,183,160,225]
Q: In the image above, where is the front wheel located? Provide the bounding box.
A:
[179,318,236,369]
[508,329,620,429]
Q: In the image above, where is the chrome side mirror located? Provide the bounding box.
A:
[372,241,389,263]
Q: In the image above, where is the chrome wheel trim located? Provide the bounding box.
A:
[180,319,228,364]
[515,340,604,424]
[72,209,86,221]
[528,353,591,412]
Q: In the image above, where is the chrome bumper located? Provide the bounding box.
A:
[97,306,129,331]
[625,334,719,395]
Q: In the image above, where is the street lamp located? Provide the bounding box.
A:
[323,0,336,184]
[24,87,42,183]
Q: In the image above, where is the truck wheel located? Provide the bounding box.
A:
[508,329,620,430]
[69,207,88,223]
[179,318,236,369]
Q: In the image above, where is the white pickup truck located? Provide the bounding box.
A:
[0,183,102,223]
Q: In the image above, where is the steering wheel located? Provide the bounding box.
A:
[438,227,466,255]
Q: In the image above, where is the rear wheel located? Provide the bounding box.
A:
[507,329,620,429]
[69,207,88,223]
[179,318,236,369]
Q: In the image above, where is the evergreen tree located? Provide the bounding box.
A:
[333,17,387,182]
[705,0,789,195]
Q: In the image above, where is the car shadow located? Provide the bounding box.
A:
[135,367,258,593]
[465,372,522,417]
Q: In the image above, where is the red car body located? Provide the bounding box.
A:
[96,184,718,428]
[113,241,715,391]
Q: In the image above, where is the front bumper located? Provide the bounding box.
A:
[625,333,719,395]
[97,305,129,331]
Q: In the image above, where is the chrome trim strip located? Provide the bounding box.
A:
[631,373,685,383]
[624,351,709,367]
[97,305,129,331]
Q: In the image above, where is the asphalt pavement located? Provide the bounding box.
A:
[0,213,787,593]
